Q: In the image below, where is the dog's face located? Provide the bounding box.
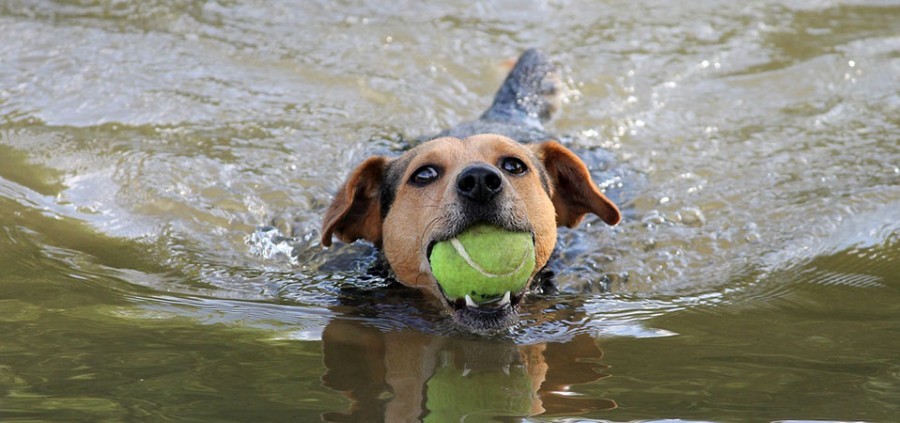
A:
[322,134,620,331]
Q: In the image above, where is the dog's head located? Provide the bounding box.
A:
[321,134,620,331]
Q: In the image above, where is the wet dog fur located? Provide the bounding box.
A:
[321,49,621,332]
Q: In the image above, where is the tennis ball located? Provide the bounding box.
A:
[428,224,535,303]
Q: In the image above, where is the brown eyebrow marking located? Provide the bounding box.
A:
[526,149,551,195]
[379,151,416,218]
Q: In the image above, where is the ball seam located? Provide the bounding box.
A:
[449,237,529,278]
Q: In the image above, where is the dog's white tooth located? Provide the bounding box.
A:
[465,295,478,308]
[498,291,511,307]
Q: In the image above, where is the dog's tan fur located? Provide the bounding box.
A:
[380,136,558,294]
[321,134,620,312]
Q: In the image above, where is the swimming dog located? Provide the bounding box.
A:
[321,49,620,331]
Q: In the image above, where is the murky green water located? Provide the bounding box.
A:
[2,1,899,421]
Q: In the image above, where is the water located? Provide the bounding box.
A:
[1,0,899,421]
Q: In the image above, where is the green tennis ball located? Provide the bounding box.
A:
[428,224,535,303]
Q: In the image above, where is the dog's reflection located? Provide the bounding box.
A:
[321,318,616,422]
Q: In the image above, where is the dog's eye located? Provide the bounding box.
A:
[410,165,440,186]
[500,157,528,175]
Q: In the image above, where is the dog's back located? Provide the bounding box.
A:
[430,49,562,143]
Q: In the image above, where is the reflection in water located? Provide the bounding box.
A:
[321,317,614,422]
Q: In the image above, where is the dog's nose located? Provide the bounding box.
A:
[456,164,503,203]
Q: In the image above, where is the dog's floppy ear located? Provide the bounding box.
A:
[531,141,621,227]
[321,156,389,247]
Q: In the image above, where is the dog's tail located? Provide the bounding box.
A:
[480,49,562,130]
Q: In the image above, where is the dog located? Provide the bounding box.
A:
[321,49,621,331]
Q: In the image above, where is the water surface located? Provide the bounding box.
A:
[1,0,899,421]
